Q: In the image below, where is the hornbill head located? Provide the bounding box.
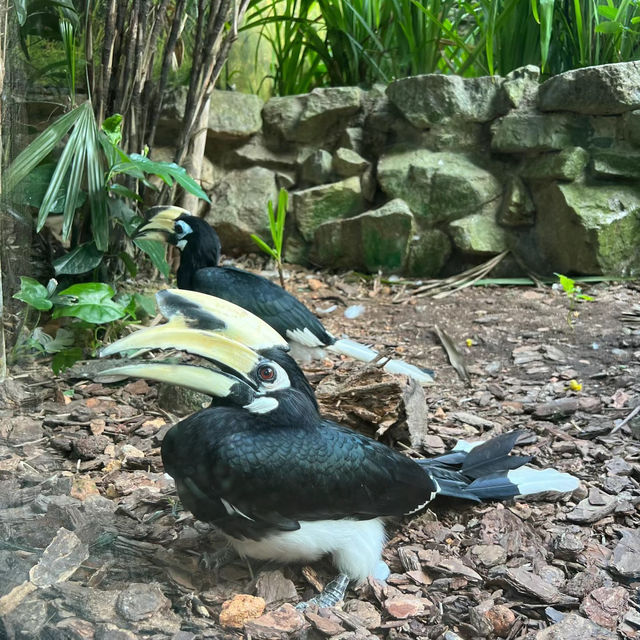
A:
[136,206,221,263]
[99,290,318,415]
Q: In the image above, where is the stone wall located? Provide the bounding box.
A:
[156,61,640,277]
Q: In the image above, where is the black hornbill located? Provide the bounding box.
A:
[100,290,579,608]
[135,205,435,384]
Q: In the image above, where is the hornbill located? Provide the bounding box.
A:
[100,291,579,608]
[135,205,435,384]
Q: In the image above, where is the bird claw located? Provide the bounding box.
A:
[199,546,237,573]
[295,574,350,610]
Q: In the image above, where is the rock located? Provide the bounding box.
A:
[263,87,362,143]
[378,148,502,223]
[490,566,577,605]
[418,549,482,582]
[591,149,640,179]
[564,567,611,599]
[206,166,278,251]
[311,198,412,272]
[2,595,49,639]
[304,609,345,636]
[609,528,640,579]
[491,113,587,152]
[625,109,640,146]
[207,90,263,140]
[523,147,590,181]
[301,149,333,185]
[566,493,617,524]
[486,605,516,638]
[255,570,298,605]
[243,603,308,639]
[538,61,640,115]
[342,600,381,629]
[230,135,298,170]
[519,181,640,276]
[53,617,96,639]
[333,148,370,177]
[470,600,515,638]
[0,415,43,444]
[115,583,172,622]
[384,595,426,619]
[470,544,508,568]
[29,528,89,587]
[581,587,629,630]
[94,624,138,639]
[293,177,364,242]
[503,65,541,109]
[552,531,585,560]
[219,594,266,629]
[605,457,633,476]
[497,175,535,227]
[72,435,111,460]
[386,74,509,128]
[404,229,452,276]
[449,209,507,255]
[535,613,618,640]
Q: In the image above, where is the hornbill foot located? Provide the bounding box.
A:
[296,573,350,610]
[199,545,237,573]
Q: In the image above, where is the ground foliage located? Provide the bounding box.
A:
[0,264,639,639]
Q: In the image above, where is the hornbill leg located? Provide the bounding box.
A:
[296,573,350,610]
[200,545,238,573]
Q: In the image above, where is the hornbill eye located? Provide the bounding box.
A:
[174,220,192,238]
[257,364,277,383]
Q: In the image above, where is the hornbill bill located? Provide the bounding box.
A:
[100,290,579,608]
[135,205,435,384]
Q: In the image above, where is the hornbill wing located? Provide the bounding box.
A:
[191,267,334,347]
[162,410,436,538]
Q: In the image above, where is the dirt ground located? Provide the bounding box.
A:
[0,266,639,640]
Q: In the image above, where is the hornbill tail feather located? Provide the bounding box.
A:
[417,432,580,501]
[328,338,435,385]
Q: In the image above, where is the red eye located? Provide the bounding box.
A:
[257,365,276,383]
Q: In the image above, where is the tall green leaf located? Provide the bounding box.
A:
[4,104,84,194]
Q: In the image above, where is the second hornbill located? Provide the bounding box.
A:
[100,290,579,608]
[135,205,435,384]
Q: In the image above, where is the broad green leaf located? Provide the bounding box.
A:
[53,283,125,324]
[10,163,69,212]
[52,347,84,374]
[5,104,84,194]
[109,184,142,202]
[134,293,157,318]
[128,154,210,202]
[595,22,623,34]
[44,327,76,354]
[108,198,143,236]
[597,6,619,20]
[13,276,53,311]
[134,238,171,279]
[53,242,104,275]
[58,282,115,300]
[53,300,125,324]
[102,114,123,145]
